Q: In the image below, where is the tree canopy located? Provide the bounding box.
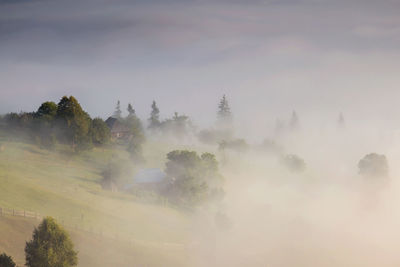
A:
[25,217,78,267]
[0,253,16,267]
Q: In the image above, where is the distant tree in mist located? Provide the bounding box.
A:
[281,154,306,172]
[148,100,161,130]
[358,153,388,178]
[289,111,299,131]
[56,96,92,151]
[25,217,78,267]
[113,100,122,119]
[36,102,58,119]
[127,103,135,117]
[218,138,249,153]
[163,150,224,207]
[217,95,233,126]
[90,118,110,145]
[0,253,16,267]
[338,112,345,129]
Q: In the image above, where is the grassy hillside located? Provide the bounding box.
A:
[0,133,194,266]
[0,215,187,267]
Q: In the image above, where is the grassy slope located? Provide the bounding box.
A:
[0,134,193,266]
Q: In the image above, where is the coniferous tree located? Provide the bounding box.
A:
[338,112,345,129]
[113,100,122,119]
[127,103,135,117]
[290,111,299,131]
[0,253,16,267]
[217,95,232,124]
[148,100,160,130]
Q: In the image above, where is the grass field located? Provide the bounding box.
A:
[0,133,195,266]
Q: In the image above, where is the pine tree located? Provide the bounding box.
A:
[290,111,299,130]
[338,112,345,128]
[217,95,232,121]
[113,100,122,119]
[148,100,160,129]
[127,103,135,117]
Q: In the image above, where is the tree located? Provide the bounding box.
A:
[290,111,299,131]
[0,253,16,267]
[124,108,145,161]
[338,112,345,129]
[217,95,232,126]
[127,103,135,117]
[25,217,78,267]
[148,100,160,130]
[56,96,91,151]
[358,153,388,178]
[90,118,110,145]
[113,100,122,119]
[36,102,58,119]
[281,154,306,172]
[163,150,224,207]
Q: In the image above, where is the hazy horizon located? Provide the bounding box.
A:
[2,0,400,138]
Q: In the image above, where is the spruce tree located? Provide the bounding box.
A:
[127,103,135,117]
[113,100,122,119]
[148,100,160,129]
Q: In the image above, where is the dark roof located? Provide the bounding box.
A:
[105,117,130,133]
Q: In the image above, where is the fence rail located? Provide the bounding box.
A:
[0,207,42,219]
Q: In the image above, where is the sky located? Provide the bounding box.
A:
[1,0,400,138]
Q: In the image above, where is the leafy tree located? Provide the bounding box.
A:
[163,150,223,207]
[56,96,91,151]
[127,103,135,117]
[218,139,249,153]
[113,100,122,119]
[358,153,388,178]
[25,217,78,267]
[0,253,16,267]
[36,102,58,119]
[148,100,160,130]
[281,154,306,172]
[90,118,110,145]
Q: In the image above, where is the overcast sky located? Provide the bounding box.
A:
[1,0,400,137]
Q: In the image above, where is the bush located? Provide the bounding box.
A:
[0,253,16,267]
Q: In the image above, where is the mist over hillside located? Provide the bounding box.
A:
[2,0,400,266]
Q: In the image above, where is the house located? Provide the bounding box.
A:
[105,117,131,140]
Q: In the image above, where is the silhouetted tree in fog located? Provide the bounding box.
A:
[56,96,92,151]
[289,111,299,131]
[338,112,345,129]
[148,100,161,130]
[127,103,135,116]
[358,153,388,178]
[217,95,232,127]
[113,100,122,119]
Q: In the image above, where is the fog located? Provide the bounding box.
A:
[186,126,400,266]
[2,0,400,266]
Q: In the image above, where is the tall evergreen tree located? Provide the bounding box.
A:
[338,112,345,128]
[113,100,122,119]
[217,95,232,122]
[127,103,135,117]
[290,111,299,130]
[148,100,160,130]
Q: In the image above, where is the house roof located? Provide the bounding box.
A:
[105,117,130,133]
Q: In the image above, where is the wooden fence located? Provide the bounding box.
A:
[0,207,42,220]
